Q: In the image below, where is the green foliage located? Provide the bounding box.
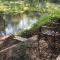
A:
[31,3,60,29]
[0,1,29,12]
[20,3,60,36]
[0,1,60,35]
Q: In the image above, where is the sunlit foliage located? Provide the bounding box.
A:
[0,0,60,34]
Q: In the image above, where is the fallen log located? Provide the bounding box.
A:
[0,34,14,41]
[0,43,18,53]
[0,35,38,53]
[14,35,38,42]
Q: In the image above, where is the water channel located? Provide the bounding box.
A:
[0,13,38,35]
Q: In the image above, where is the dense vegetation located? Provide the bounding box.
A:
[0,0,60,35]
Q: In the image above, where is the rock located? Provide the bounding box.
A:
[0,35,38,60]
[56,55,60,60]
[39,40,48,50]
[28,35,38,41]
[0,34,59,60]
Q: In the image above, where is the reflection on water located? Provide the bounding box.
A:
[5,14,37,35]
[5,24,14,35]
